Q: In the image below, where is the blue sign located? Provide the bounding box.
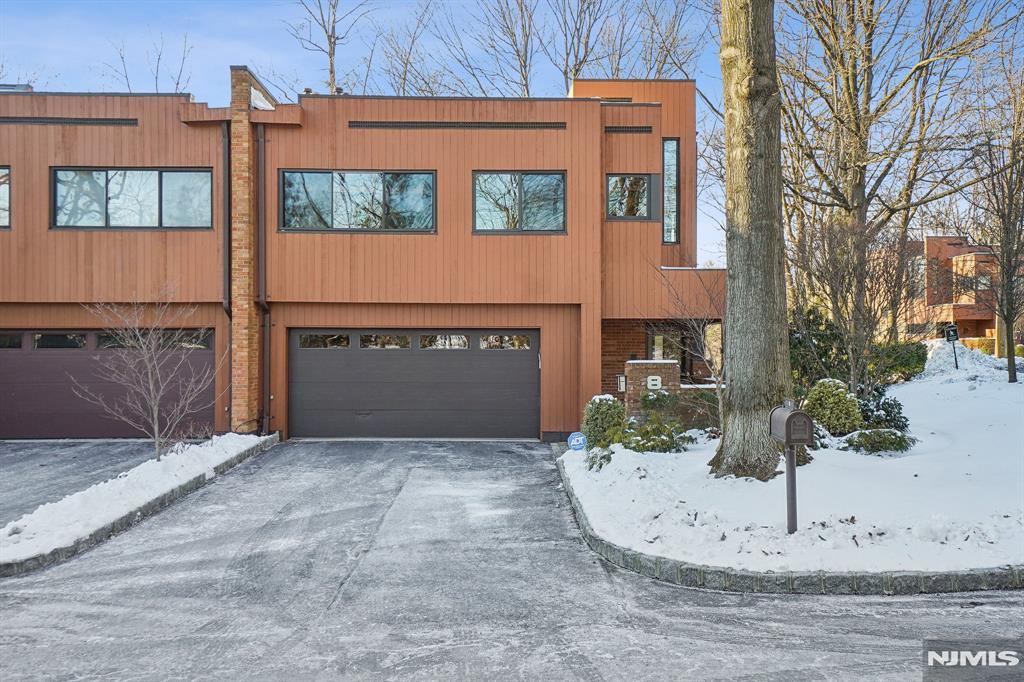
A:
[568,432,588,451]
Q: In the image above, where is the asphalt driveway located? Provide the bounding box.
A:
[0,440,155,524]
[0,440,1020,680]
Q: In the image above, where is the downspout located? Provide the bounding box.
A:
[256,123,272,435]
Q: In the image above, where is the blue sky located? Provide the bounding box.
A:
[0,0,725,263]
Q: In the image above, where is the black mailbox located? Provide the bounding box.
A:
[770,405,815,446]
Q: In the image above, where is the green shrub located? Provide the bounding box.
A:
[870,341,927,383]
[789,307,849,393]
[803,378,864,436]
[962,337,995,355]
[857,386,909,432]
[1015,344,1024,357]
[640,389,679,410]
[841,429,917,454]
[585,449,612,471]
[607,412,696,453]
[581,395,626,448]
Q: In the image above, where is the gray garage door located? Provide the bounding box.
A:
[0,330,215,439]
[289,329,540,438]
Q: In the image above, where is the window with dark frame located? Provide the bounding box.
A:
[53,168,212,229]
[281,171,434,231]
[474,172,566,232]
[663,140,679,243]
[607,175,651,219]
[0,166,10,228]
[33,333,87,349]
[360,334,411,349]
[299,333,350,349]
[420,334,469,349]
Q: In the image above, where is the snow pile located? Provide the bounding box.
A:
[561,344,1024,572]
[0,434,271,564]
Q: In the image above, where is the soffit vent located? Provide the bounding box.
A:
[0,116,138,126]
[604,125,653,134]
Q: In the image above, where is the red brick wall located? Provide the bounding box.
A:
[601,320,648,397]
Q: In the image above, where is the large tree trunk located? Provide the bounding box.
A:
[711,0,792,481]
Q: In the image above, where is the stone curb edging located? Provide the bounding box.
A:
[552,447,1022,595]
[0,434,281,578]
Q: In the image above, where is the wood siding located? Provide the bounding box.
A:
[0,93,226,303]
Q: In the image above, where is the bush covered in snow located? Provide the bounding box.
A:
[803,378,864,436]
[582,395,626,448]
[639,389,678,410]
[606,413,695,454]
[841,429,917,454]
[856,385,909,432]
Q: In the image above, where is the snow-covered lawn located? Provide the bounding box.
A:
[0,434,273,564]
[561,341,1024,573]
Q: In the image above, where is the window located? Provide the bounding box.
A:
[299,333,350,349]
[34,333,87,349]
[282,170,434,231]
[162,330,213,349]
[0,166,9,228]
[607,175,651,219]
[480,334,531,350]
[474,172,565,232]
[0,333,22,349]
[360,334,411,349]
[54,168,212,228]
[420,334,469,349]
[977,274,993,291]
[663,140,679,243]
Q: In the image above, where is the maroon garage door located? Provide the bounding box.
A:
[0,330,215,439]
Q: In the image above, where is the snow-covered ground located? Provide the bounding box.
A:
[0,433,271,564]
[561,341,1024,572]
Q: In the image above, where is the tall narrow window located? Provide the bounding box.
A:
[663,139,679,243]
[0,166,10,228]
[282,170,433,231]
[607,175,651,219]
[54,168,212,228]
[474,172,565,232]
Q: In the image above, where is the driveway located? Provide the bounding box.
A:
[0,440,1020,680]
[0,440,155,524]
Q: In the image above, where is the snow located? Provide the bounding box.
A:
[561,341,1024,572]
[0,433,272,564]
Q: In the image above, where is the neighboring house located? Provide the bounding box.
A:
[904,236,999,339]
[0,68,724,441]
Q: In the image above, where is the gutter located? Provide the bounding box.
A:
[256,123,272,435]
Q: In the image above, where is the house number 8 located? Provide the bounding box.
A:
[646,376,663,390]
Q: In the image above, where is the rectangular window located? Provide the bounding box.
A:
[0,333,22,348]
[977,274,993,291]
[474,172,566,232]
[34,333,87,349]
[299,333,350,349]
[282,170,434,231]
[162,330,213,349]
[607,175,651,219]
[54,168,212,228]
[420,334,469,349]
[480,334,531,350]
[663,140,679,242]
[360,334,411,349]
[0,166,10,228]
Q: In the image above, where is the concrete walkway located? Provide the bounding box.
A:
[0,440,1020,680]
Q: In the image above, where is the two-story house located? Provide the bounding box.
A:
[0,68,724,441]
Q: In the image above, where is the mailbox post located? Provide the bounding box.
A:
[769,400,815,534]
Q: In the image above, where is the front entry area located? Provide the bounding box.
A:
[288,329,540,439]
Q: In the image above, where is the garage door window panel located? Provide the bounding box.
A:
[0,333,22,349]
[34,333,87,349]
[480,334,532,350]
[299,333,350,349]
[360,334,411,349]
[420,334,469,349]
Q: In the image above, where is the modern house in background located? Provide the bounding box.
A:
[0,68,724,441]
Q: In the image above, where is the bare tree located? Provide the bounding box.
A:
[941,36,1024,382]
[285,0,373,93]
[777,0,1013,393]
[376,1,446,96]
[712,0,791,481]
[101,33,192,94]
[71,300,222,460]
[543,0,612,94]
[593,0,706,81]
